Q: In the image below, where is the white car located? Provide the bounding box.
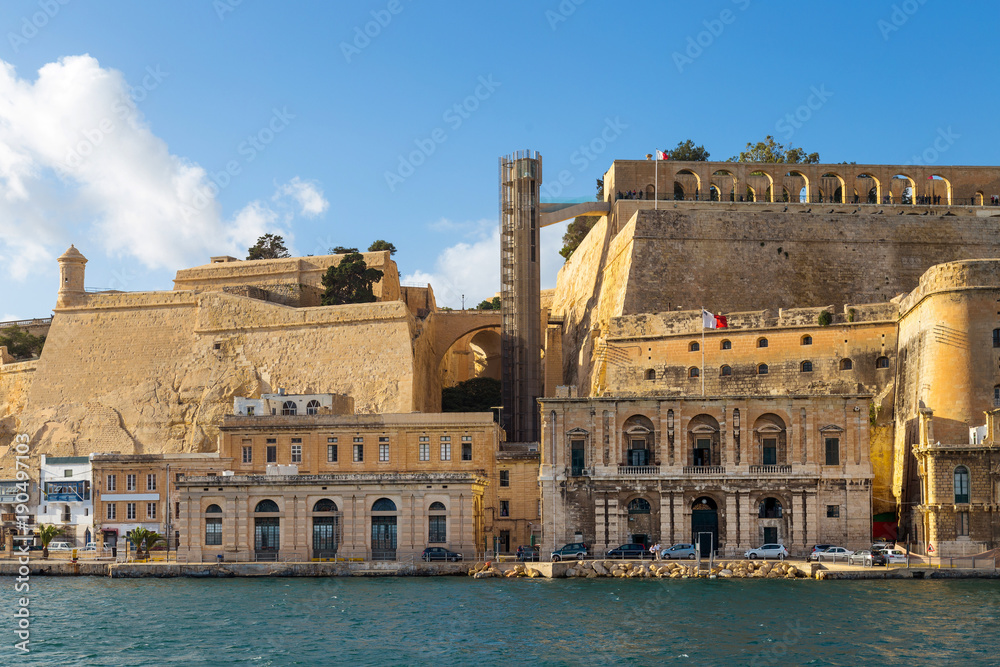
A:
[809,546,854,562]
[881,547,908,564]
[48,541,73,551]
[745,543,789,559]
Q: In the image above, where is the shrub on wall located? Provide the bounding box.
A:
[817,311,832,326]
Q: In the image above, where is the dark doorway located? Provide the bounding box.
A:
[571,440,585,476]
[763,527,777,544]
[694,438,711,467]
[498,530,510,553]
[762,438,777,465]
[371,516,397,561]
[631,534,648,547]
[254,518,279,560]
[691,497,719,556]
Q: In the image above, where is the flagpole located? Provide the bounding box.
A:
[701,308,706,396]
[654,153,658,210]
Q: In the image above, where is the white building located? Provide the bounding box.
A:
[38,455,94,547]
[233,391,353,417]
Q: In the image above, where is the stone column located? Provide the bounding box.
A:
[594,498,606,553]
[235,494,250,560]
[804,492,819,547]
[790,492,803,552]
[725,493,738,554]
[659,495,671,543]
[739,491,753,550]
[672,493,685,543]
[607,498,619,547]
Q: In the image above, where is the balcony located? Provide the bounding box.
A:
[682,466,726,475]
[749,464,793,475]
[617,465,660,476]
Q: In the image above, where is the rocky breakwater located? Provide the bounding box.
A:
[468,562,545,579]
[564,559,811,579]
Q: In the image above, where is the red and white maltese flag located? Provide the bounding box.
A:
[702,309,728,329]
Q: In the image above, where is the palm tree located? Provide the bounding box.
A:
[126,528,164,560]
[37,524,63,559]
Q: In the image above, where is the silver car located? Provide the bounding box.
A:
[744,543,788,559]
[810,546,854,562]
[660,543,697,560]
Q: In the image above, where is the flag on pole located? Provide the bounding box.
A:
[656,150,668,160]
[702,309,728,329]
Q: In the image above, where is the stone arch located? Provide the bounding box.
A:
[645,183,655,199]
[856,172,881,203]
[712,170,737,202]
[621,414,656,467]
[975,191,985,206]
[749,170,774,202]
[434,313,502,390]
[675,169,702,200]
[752,413,787,465]
[891,173,916,204]
[821,172,846,203]
[930,174,952,205]
[687,413,721,467]
[673,181,685,200]
[786,170,810,203]
[469,329,501,380]
[753,493,789,545]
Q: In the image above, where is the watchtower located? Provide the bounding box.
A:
[56,244,87,308]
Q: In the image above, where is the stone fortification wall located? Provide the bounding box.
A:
[0,290,423,476]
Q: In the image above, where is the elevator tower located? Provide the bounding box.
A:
[499,151,542,443]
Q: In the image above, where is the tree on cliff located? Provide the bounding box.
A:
[0,325,45,360]
[667,139,710,161]
[329,245,359,254]
[560,178,604,260]
[477,296,501,310]
[442,377,501,415]
[728,135,819,163]
[367,240,397,255]
[321,253,384,305]
[247,233,291,260]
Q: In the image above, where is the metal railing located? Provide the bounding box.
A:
[0,317,51,329]
[749,464,793,474]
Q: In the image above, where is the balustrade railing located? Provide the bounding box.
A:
[682,466,726,474]
[749,464,793,474]
[617,465,660,475]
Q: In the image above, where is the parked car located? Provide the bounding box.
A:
[82,542,113,552]
[810,544,835,556]
[871,541,895,551]
[515,545,540,562]
[48,541,73,551]
[606,543,652,559]
[421,547,463,562]
[881,547,908,564]
[809,546,854,562]
[551,542,589,561]
[849,549,887,567]
[744,544,789,560]
[660,543,697,560]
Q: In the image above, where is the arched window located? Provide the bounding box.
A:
[758,338,768,348]
[954,466,970,503]
[720,365,732,376]
[306,399,321,415]
[758,498,783,518]
[429,501,446,511]
[428,502,447,543]
[800,360,813,372]
[627,498,651,514]
[255,499,279,513]
[758,364,769,375]
[205,504,223,546]
[720,339,732,350]
[994,328,1000,348]
[205,504,222,514]
[372,498,397,512]
[876,356,890,369]
[801,335,812,346]
[313,499,338,512]
[281,400,297,416]
[840,359,853,371]
[645,369,656,381]
[689,341,700,352]
[689,367,700,378]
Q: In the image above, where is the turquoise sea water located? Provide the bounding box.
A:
[1,577,999,666]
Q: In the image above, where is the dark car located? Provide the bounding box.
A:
[515,545,540,562]
[551,542,589,561]
[606,543,652,559]
[421,547,463,562]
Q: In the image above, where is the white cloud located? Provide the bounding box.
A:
[276,176,328,218]
[0,55,322,279]
[2,313,21,323]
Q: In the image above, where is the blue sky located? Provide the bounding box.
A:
[0,0,997,318]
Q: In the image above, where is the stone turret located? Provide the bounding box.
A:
[56,244,87,308]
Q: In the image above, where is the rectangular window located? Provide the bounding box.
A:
[266,446,277,463]
[461,440,472,461]
[291,445,302,463]
[174,502,180,520]
[419,436,430,461]
[127,502,136,521]
[499,500,510,517]
[146,474,157,491]
[205,518,222,545]
[147,502,157,520]
[379,442,390,462]
[291,437,302,443]
[825,438,840,465]
[246,406,255,416]
[440,437,451,461]
[64,469,72,477]
[126,474,136,491]
[826,505,840,518]
[327,444,338,462]
[242,446,252,464]
[428,515,447,543]
[107,474,117,492]
[957,511,970,536]
[107,503,117,520]
[266,438,276,444]
[353,444,363,462]
[762,439,777,466]
[499,470,510,487]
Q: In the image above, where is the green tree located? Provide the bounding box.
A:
[668,139,710,161]
[476,296,501,310]
[246,233,291,260]
[329,246,359,254]
[729,135,820,164]
[321,253,384,305]
[37,524,62,559]
[126,527,163,560]
[0,325,45,360]
[559,178,604,260]
[441,377,501,413]
[367,240,397,255]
